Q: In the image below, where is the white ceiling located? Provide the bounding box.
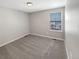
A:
[0,0,65,13]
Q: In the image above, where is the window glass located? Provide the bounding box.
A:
[50,12,61,31]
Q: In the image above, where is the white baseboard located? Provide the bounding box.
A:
[30,33,64,41]
[0,33,30,47]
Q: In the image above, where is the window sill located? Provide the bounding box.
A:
[49,30,63,32]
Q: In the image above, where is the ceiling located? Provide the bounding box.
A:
[0,0,65,13]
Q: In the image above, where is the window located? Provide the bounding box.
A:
[50,12,62,31]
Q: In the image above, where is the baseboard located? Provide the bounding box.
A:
[0,33,30,47]
[30,33,64,41]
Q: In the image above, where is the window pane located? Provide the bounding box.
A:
[50,22,61,30]
[50,12,62,31]
[50,22,56,30]
[55,22,61,30]
[50,12,61,21]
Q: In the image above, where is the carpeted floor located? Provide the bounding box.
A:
[0,35,67,59]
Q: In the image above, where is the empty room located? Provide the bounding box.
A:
[0,0,79,59]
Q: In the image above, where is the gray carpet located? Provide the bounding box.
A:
[0,35,67,59]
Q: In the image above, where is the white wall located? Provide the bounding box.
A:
[29,7,65,40]
[65,0,79,59]
[0,7,29,47]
